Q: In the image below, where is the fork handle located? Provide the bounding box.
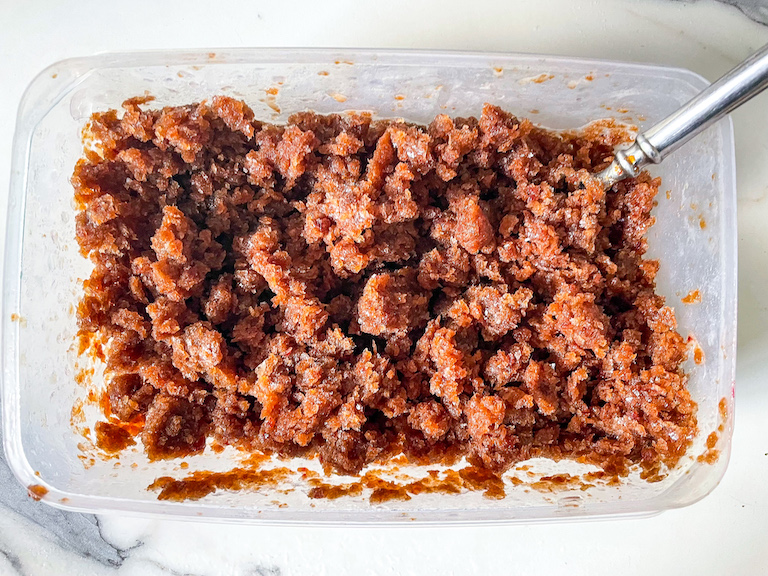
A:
[596,43,768,189]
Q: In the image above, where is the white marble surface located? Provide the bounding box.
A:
[2,1,768,574]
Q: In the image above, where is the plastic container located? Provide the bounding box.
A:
[2,49,737,523]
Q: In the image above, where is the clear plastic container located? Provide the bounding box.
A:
[2,49,737,523]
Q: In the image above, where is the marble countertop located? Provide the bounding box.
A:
[1,1,767,574]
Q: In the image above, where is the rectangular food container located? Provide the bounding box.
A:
[2,48,737,523]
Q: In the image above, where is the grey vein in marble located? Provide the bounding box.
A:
[721,0,768,24]
[245,568,282,576]
[0,546,24,576]
[0,404,123,568]
[688,0,768,24]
